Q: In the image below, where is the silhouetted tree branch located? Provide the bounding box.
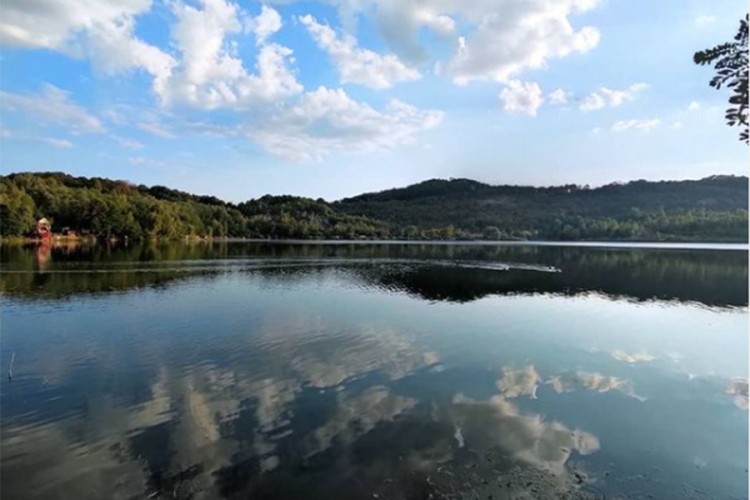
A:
[694,15,749,143]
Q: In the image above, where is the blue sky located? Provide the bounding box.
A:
[0,0,746,201]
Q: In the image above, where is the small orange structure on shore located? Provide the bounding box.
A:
[35,217,52,241]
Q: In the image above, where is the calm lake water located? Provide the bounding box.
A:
[1,241,747,499]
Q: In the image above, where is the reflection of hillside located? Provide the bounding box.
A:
[360,250,747,306]
[1,242,746,306]
[372,266,561,302]
[0,268,215,300]
[0,242,232,299]
[251,253,746,307]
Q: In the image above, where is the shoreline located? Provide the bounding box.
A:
[239,239,750,250]
[0,236,746,251]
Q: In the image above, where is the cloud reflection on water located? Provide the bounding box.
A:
[1,242,746,498]
[611,350,656,364]
[497,365,644,401]
[0,320,441,498]
[451,393,600,474]
[303,385,417,458]
[497,365,542,399]
[726,378,749,410]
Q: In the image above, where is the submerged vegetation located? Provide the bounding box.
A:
[0,172,747,242]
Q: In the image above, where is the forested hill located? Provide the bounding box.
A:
[0,172,747,242]
[334,176,749,241]
[0,172,387,240]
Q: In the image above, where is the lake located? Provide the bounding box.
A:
[1,241,747,499]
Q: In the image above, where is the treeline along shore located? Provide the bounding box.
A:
[1,172,747,243]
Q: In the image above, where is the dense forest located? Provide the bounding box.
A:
[0,172,747,242]
[336,176,749,241]
[0,172,386,240]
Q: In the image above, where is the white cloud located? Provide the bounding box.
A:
[137,122,176,139]
[100,104,186,143]
[247,86,443,160]
[300,14,420,89]
[249,5,283,44]
[442,0,601,85]
[548,88,568,105]
[499,80,544,116]
[694,15,717,28]
[688,101,701,111]
[44,138,74,148]
[612,118,661,132]
[101,107,129,126]
[580,83,648,111]
[129,156,167,168]
[0,0,175,94]
[360,0,456,63]
[184,121,238,138]
[84,17,176,96]
[0,84,105,134]
[0,0,149,50]
[281,0,602,83]
[336,0,456,64]
[157,0,302,109]
[112,135,145,149]
[0,127,74,148]
[0,0,300,109]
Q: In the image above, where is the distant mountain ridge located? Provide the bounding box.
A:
[339,175,746,207]
[334,175,748,241]
[0,172,747,242]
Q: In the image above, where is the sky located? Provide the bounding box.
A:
[0,0,747,202]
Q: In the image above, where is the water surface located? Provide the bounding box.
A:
[1,242,747,499]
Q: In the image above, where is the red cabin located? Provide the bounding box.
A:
[35,217,52,241]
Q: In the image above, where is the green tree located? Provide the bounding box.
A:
[483,226,502,240]
[403,225,419,239]
[694,15,749,143]
[0,180,36,236]
[439,225,456,240]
